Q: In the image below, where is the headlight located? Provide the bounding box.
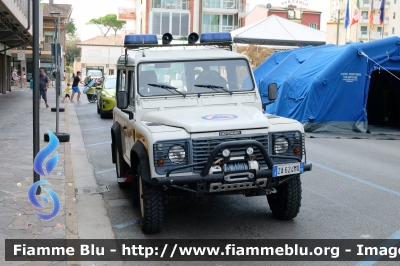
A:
[274,137,289,154]
[168,145,186,164]
[103,100,110,104]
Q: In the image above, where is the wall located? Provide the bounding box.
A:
[326,22,346,45]
[245,7,269,25]
[302,13,321,29]
[80,45,125,75]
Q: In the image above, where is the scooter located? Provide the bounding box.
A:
[83,79,100,103]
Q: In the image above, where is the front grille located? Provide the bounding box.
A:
[192,134,269,172]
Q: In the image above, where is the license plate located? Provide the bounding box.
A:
[272,162,304,177]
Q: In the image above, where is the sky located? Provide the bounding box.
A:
[43,0,330,41]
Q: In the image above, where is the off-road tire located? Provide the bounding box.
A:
[267,174,302,220]
[115,146,130,189]
[138,165,164,234]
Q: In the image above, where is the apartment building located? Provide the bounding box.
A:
[39,2,72,74]
[246,4,322,29]
[143,0,249,37]
[0,0,33,94]
[327,0,398,45]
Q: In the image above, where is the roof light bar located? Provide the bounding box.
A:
[200,32,232,43]
[124,34,158,45]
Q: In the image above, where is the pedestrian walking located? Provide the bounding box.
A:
[61,82,72,103]
[12,68,19,86]
[22,67,27,86]
[38,69,50,108]
[70,71,84,103]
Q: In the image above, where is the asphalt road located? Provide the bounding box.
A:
[74,97,400,266]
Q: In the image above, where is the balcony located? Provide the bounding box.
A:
[371,31,388,39]
[238,3,249,18]
[202,24,237,33]
[359,31,368,39]
[359,15,389,25]
[203,0,245,14]
[361,0,390,9]
[152,0,189,10]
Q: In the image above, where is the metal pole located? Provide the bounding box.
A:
[336,9,340,45]
[55,14,60,135]
[33,0,41,194]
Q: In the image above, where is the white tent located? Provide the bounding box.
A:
[231,15,326,47]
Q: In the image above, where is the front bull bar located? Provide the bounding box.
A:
[152,140,312,186]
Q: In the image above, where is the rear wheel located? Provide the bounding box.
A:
[138,165,164,234]
[267,174,302,220]
[115,146,130,189]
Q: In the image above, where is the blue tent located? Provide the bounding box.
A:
[253,46,312,88]
[258,44,335,111]
[255,37,400,132]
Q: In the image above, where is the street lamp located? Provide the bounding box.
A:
[50,11,61,136]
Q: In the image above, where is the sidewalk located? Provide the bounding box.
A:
[0,83,120,266]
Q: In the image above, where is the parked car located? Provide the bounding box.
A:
[95,75,116,118]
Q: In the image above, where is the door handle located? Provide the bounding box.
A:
[123,125,127,129]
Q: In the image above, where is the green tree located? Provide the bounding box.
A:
[65,35,81,66]
[65,21,76,35]
[87,14,126,36]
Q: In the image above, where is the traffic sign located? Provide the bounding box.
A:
[17,51,25,61]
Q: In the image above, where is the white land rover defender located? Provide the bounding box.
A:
[111,32,312,234]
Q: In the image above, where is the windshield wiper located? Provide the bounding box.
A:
[148,83,186,98]
[194,84,232,95]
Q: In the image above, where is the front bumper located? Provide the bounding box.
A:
[152,140,312,191]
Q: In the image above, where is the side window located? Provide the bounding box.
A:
[128,70,135,106]
[117,69,126,91]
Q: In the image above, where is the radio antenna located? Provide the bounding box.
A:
[142,37,145,57]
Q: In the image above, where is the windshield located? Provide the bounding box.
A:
[137,59,254,97]
[88,70,102,77]
[104,77,116,90]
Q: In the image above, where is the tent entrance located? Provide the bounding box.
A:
[367,70,400,131]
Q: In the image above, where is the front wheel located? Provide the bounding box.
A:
[267,174,302,220]
[138,165,164,234]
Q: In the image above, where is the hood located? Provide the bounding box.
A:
[102,89,115,97]
[141,106,269,133]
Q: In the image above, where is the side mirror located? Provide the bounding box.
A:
[117,91,128,109]
[268,83,277,101]
[262,83,278,112]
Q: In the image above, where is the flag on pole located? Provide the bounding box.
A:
[344,0,350,28]
[379,0,386,25]
[369,0,374,27]
[350,0,360,26]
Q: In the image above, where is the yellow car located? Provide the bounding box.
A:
[96,75,116,118]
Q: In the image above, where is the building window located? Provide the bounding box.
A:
[203,14,235,32]
[392,27,395,34]
[393,12,396,19]
[151,11,189,36]
[310,23,317,29]
[361,11,368,19]
[360,26,367,34]
[377,26,382,32]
